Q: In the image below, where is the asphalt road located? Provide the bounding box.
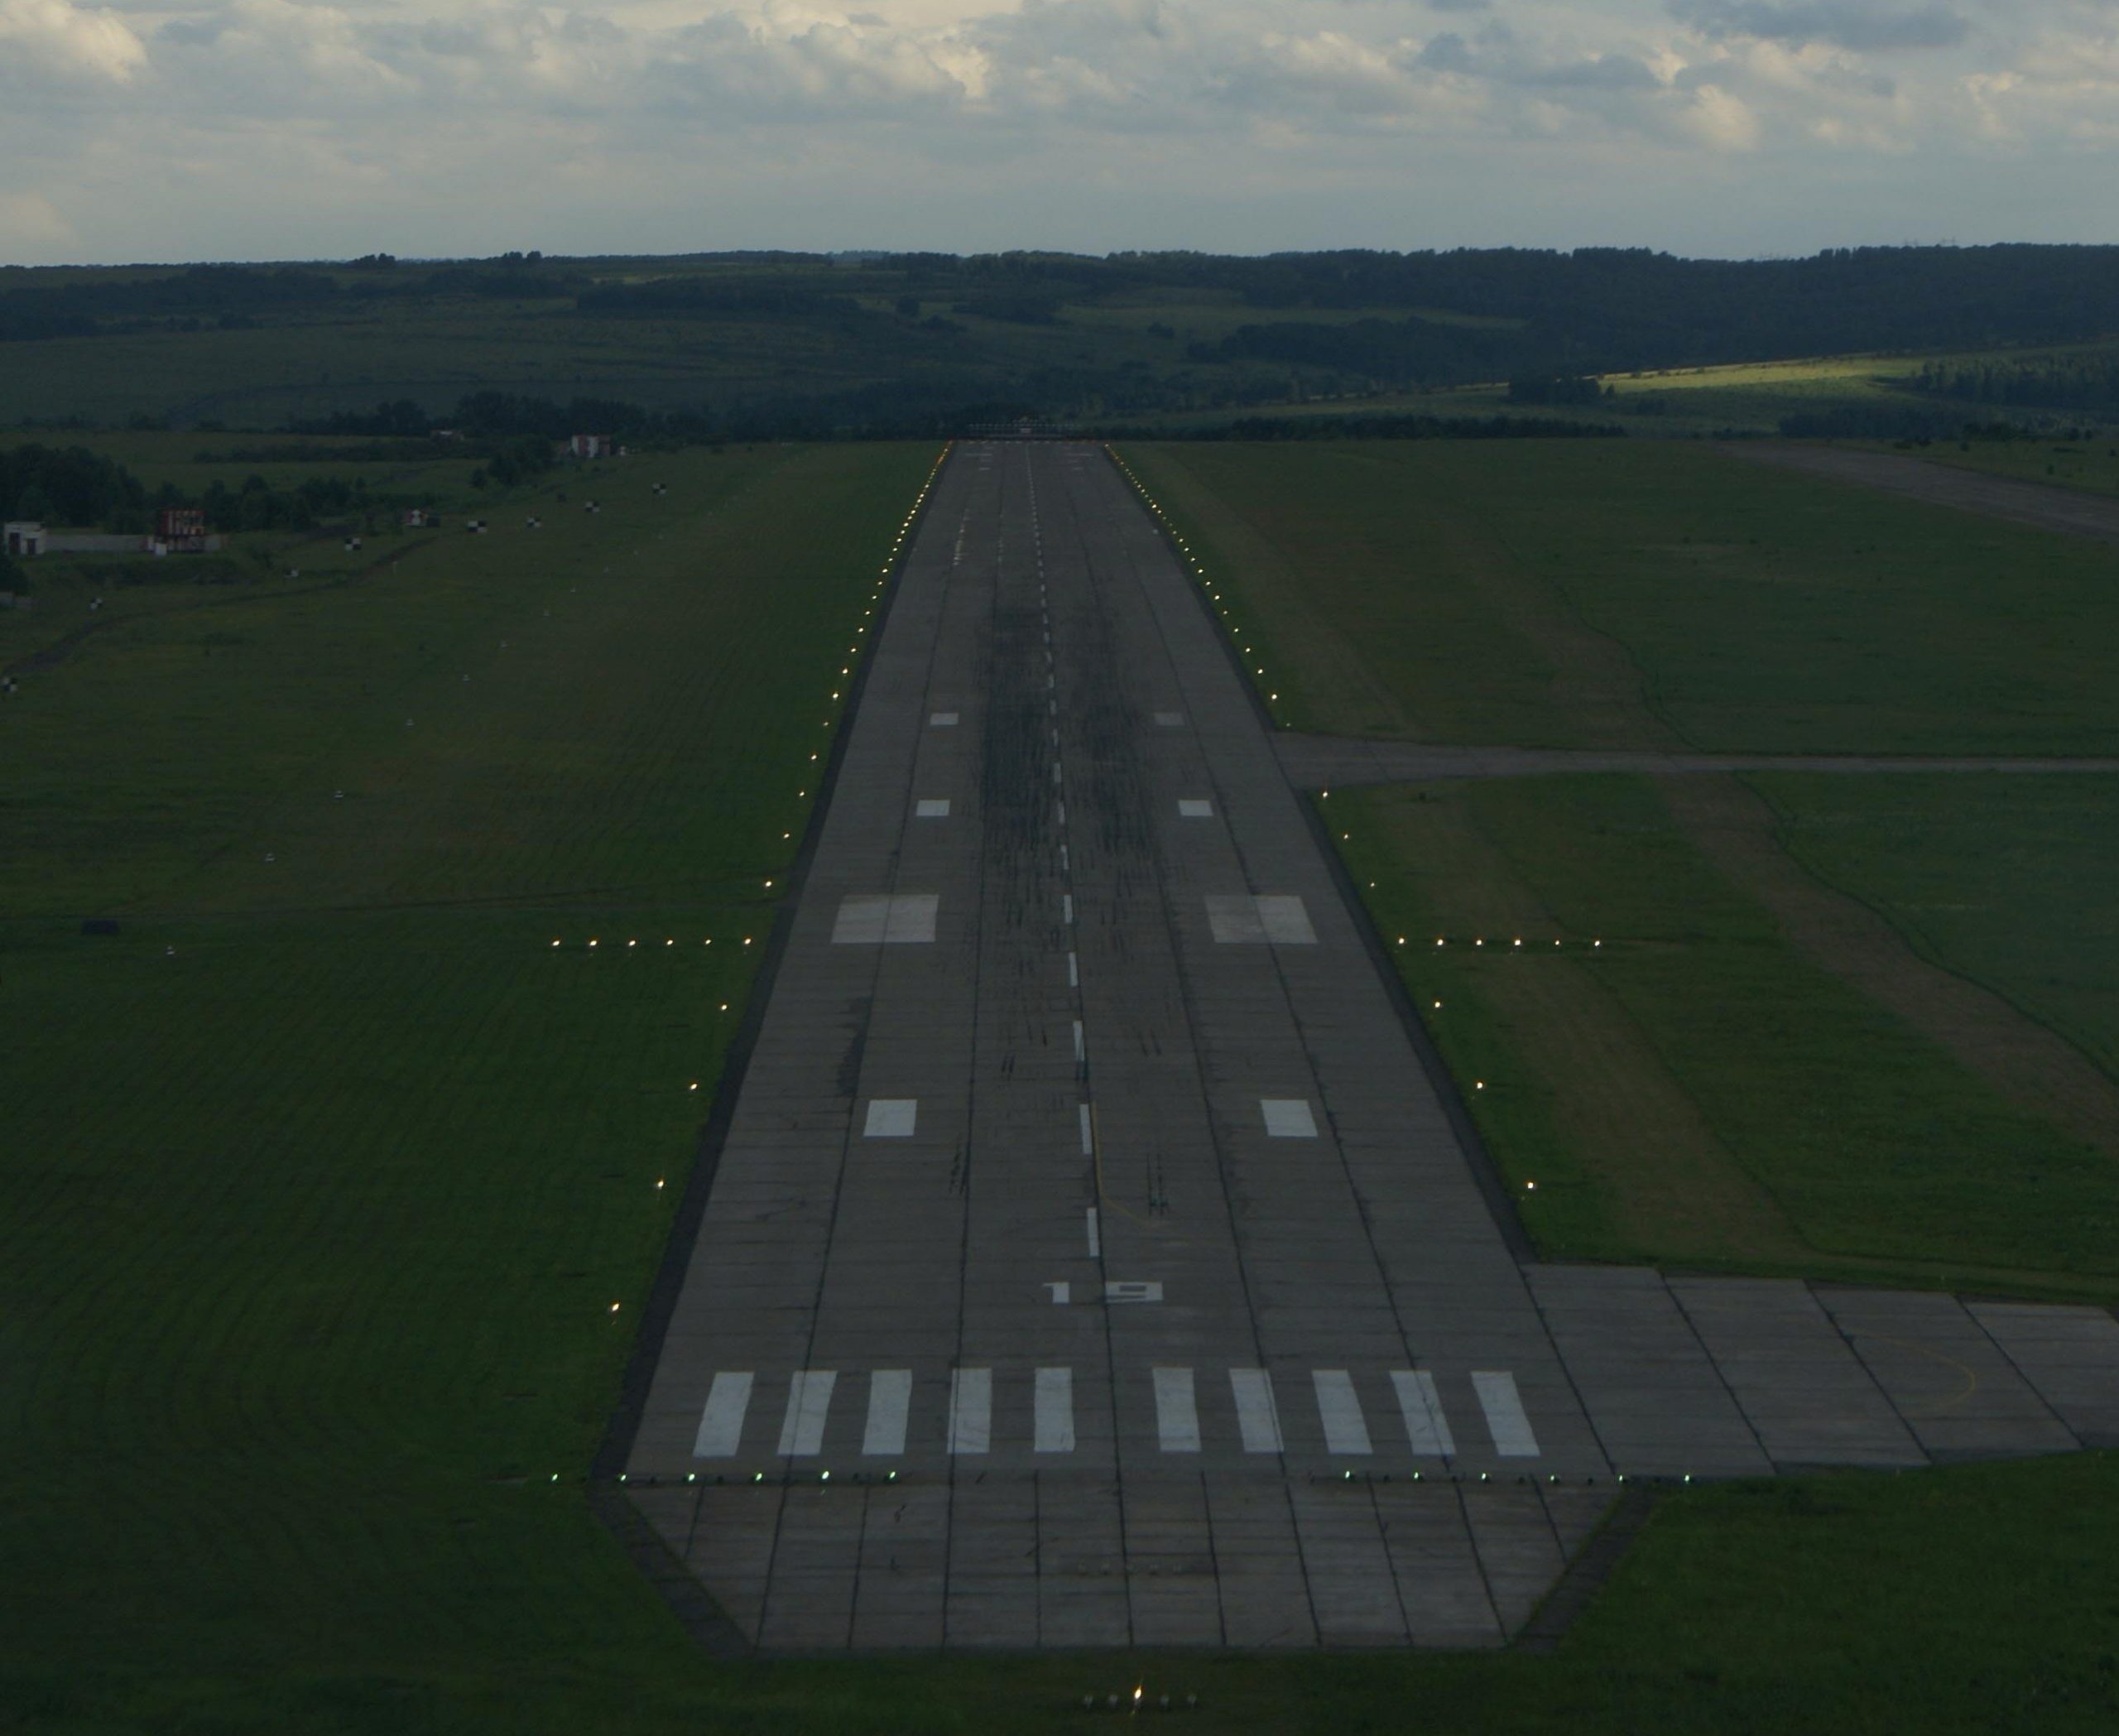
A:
[618,441,2119,1653]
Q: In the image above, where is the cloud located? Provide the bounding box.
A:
[0,0,147,83]
[1670,0,1971,52]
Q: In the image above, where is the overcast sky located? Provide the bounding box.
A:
[2,0,2114,265]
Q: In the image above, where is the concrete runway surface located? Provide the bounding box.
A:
[616,442,2119,1653]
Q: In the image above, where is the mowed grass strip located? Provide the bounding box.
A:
[1333,775,2119,1297]
[0,441,938,1726]
[1122,439,2119,754]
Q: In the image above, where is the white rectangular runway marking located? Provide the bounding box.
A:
[776,1370,837,1456]
[1391,1370,1457,1457]
[1261,1099,1318,1138]
[1051,762,1061,786]
[693,1371,753,1458]
[1230,1369,1285,1453]
[1067,951,1079,988]
[1085,1206,1100,1257]
[1154,1368,1201,1452]
[1257,896,1318,944]
[1060,844,1069,871]
[948,1368,992,1455]
[1105,1281,1163,1303]
[862,1369,911,1455]
[1056,801,1066,826]
[1045,1281,1069,1304]
[915,799,950,818]
[1072,1020,1084,1063]
[1154,711,1184,727]
[930,711,958,726]
[1473,1370,1540,1457]
[1062,894,1074,925]
[833,893,939,944]
[1314,1370,1373,1455]
[1079,1103,1093,1154]
[1035,1367,1075,1454]
[864,1099,917,1137]
[1177,799,1213,819]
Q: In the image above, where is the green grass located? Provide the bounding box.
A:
[0,438,942,1729]
[1877,436,2119,500]
[1757,773,2119,1084]
[12,433,2119,1732]
[1332,775,2119,1296]
[1122,440,2119,753]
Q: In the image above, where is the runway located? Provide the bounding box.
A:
[615,441,2119,1652]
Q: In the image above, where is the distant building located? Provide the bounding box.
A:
[568,433,614,459]
[402,507,438,528]
[154,507,209,553]
[2,521,43,558]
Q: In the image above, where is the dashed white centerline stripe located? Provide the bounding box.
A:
[1062,893,1074,924]
[1078,1103,1093,1155]
[1084,1206,1100,1258]
[1067,950,1079,988]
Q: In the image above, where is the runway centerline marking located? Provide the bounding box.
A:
[915,798,950,818]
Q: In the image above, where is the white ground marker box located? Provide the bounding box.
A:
[1206,894,1317,945]
[864,1099,918,1137]
[833,893,939,943]
[1261,1099,1318,1138]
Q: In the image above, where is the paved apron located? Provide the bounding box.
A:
[622,442,2119,1652]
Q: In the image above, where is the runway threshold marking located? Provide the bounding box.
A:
[1230,1368,1285,1453]
[1391,1370,1457,1457]
[863,1370,912,1455]
[948,1368,992,1454]
[1035,1367,1076,1453]
[1473,1371,1541,1457]
[694,1371,754,1456]
[1314,1370,1374,1455]
[777,1371,837,1455]
[1154,1367,1203,1452]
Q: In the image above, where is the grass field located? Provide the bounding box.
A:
[1330,774,2119,1300]
[1122,439,2119,1288]
[1882,435,2119,499]
[1120,440,2119,753]
[0,438,943,1729]
[12,433,2119,1733]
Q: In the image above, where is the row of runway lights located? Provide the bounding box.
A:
[759,448,946,891]
[582,451,952,1324]
[1324,785,1611,1198]
[574,1467,1680,1489]
[1107,450,1284,705]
